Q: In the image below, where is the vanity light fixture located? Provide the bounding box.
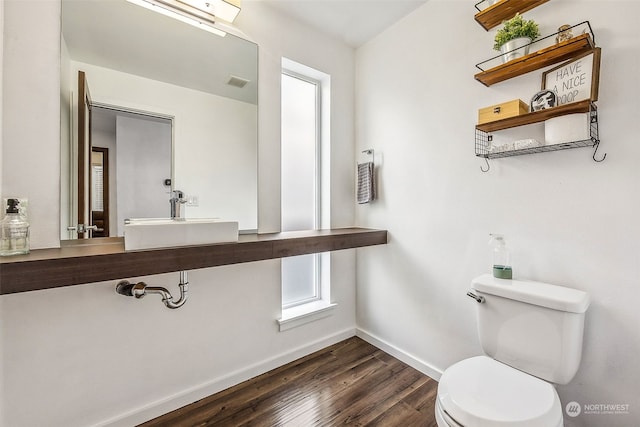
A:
[126,0,228,37]
[179,0,241,23]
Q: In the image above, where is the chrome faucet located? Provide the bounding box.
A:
[170,190,187,220]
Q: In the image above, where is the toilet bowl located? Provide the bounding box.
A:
[435,356,562,427]
[434,274,590,427]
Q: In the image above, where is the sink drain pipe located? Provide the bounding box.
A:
[115,271,189,309]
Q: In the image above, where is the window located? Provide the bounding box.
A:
[281,69,320,308]
[279,58,333,330]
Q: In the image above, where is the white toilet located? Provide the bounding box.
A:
[435,274,590,427]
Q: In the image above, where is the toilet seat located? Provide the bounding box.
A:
[437,356,563,427]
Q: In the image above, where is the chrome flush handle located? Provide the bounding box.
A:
[467,291,485,304]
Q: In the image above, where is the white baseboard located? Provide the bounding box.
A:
[96,327,356,427]
[356,328,443,381]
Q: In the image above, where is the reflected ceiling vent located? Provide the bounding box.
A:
[227,75,250,88]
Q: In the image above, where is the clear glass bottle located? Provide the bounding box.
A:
[0,198,30,256]
[489,233,512,279]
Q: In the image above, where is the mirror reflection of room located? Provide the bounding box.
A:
[60,0,258,240]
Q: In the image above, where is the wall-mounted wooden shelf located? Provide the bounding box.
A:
[475,33,595,86]
[472,10,604,167]
[476,99,592,132]
[0,228,388,295]
[474,0,551,31]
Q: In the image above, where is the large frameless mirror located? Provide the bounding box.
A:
[60,0,258,240]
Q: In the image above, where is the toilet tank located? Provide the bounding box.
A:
[471,274,590,384]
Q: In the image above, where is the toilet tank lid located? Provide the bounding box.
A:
[472,274,590,313]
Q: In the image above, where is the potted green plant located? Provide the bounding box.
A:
[494,13,540,63]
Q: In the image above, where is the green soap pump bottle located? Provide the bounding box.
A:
[0,198,30,256]
[489,233,512,279]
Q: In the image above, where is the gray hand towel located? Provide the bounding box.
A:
[357,161,376,204]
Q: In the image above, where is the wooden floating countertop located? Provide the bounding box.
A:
[0,228,388,295]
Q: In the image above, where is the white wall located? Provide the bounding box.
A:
[116,115,172,232]
[1,1,356,426]
[240,5,354,233]
[355,1,640,426]
[1,0,60,249]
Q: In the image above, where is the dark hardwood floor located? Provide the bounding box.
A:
[139,336,439,426]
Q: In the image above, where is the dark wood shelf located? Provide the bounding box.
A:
[474,0,551,31]
[476,99,592,132]
[0,228,388,295]
[475,33,595,87]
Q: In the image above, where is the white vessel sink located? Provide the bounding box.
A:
[123,218,239,251]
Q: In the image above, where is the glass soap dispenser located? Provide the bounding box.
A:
[0,198,30,256]
[489,233,512,279]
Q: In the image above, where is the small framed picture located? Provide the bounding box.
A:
[542,47,601,106]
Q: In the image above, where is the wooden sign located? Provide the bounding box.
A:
[542,47,601,106]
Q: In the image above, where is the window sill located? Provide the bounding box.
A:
[278,301,337,332]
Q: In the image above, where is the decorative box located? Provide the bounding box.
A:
[478,99,529,125]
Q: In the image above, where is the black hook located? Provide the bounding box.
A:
[480,157,490,172]
[593,143,607,162]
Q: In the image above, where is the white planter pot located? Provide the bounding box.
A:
[499,37,532,63]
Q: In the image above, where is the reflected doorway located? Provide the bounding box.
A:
[72,71,174,240]
[90,105,173,237]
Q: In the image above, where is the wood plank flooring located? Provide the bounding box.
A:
[139,336,439,427]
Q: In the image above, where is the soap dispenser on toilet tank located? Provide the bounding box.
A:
[489,233,512,279]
